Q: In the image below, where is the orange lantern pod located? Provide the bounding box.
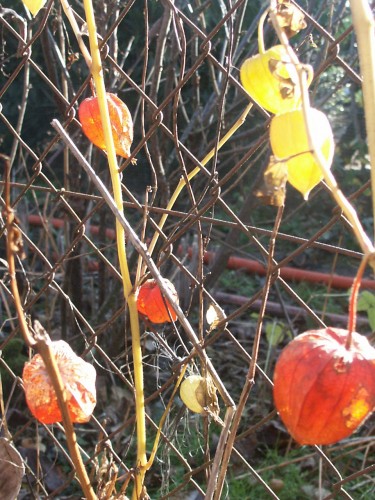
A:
[136,278,178,324]
[78,92,133,159]
[273,327,375,445]
[23,340,96,424]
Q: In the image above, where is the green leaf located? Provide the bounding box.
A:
[367,310,375,331]
[265,322,285,347]
[357,291,375,331]
[357,291,375,310]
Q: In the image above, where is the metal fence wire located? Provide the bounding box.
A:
[0,0,374,498]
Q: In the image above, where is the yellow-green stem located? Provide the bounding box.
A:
[82,1,147,496]
[147,102,253,260]
[258,8,269,54]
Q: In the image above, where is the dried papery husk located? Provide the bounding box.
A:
[273,327,375,445]
[270,107,334,199]
[136,278,179,324]
[23,340,97,424]
[180,375,219,416]
[0,438,25,500]
[206,302,227,332]
[240,45,313,114]
[78,92,133,159]
[275,0,307,38]
[254,156,288,207]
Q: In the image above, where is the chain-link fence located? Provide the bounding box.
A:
[0,0,374,498]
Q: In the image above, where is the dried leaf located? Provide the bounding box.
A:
[11,227,26,259]
[0,438,24,500]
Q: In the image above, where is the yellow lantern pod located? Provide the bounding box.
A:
[240,45,312,114]
[270,108,335,199]
[179,375,219,416]
[22,0,46,16]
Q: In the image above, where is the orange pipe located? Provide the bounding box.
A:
[203,251,375,290]
[27,215,375,290]
[27,214,116,240]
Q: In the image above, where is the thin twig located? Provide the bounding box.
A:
[346,254,372,346]
[212,205,284,500]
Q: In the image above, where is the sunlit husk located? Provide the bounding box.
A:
[136,278,178,323]
[270,108,334,199]
[22,0,46,16]
[240,45,312,114]
[23,340,97,424]
[78,93,133,158]
[273,327,375,445]
[180,375,219,416]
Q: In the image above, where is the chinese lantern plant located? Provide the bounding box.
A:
[270,107,335,199]
[240,8,312,114]
[23,340,97,424]
[136,278,179,324]
[273,261,375,445]
[78,92,133,159]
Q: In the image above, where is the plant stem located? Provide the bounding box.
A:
[346,254,371,348]
[2,155,96,500]
[213,205,284,500]
[81,1,147,497]
[60,0,92,68]
[146,102,253,261]
[258,8,269,54]
[348,0,375,242]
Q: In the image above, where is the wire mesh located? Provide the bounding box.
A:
[0,0,374,498]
